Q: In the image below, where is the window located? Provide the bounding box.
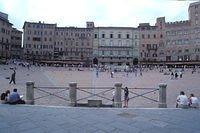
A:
[118,34,121,38]
[148,34,150,39]
[127,51,129,55]
[185,49,189,52]
[142,34,145,39]
[110,40,113,46]
[154,34,156,38]
[101,40,105,46]
[135,35,137,39]
[110,34,113,38]
[33,37,41,41]
[102,34,105,38]
[126,40,130,46]
[126,34,130,39]
[102,51,104,55]
[110,51,113,55]
[95,34,98,38]
[160,34,163,38]
[118,40,122,46]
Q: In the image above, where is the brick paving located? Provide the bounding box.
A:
[1,64,200,107]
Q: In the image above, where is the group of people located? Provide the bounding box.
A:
[176,91,199,108]
[1,88,25,104]
[171,71,183,79]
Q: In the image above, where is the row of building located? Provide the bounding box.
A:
[1,1,200,66]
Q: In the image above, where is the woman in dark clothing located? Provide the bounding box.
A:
[124,87,129,108]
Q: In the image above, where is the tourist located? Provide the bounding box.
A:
[140,68,142,76]
[188,94,199,108]
[171,72,174,79]
[124,87,129,108]
[8,88,25,104]
[176,91,188,108]
[175,72,178,79]
[1,90,10,104]
[9,70,16,84]
[112,90,115,104]
[111,71,114,78]
[179,71,183,78]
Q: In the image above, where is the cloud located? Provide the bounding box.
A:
[0,0,196,30]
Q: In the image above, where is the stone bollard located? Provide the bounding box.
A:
[69,82,77,107]
[158,83,167,108]
[114,83,122,108]
[26,81,34,105]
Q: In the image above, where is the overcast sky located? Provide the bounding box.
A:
[0,0,198,31]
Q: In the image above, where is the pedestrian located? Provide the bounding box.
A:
[112,90,115,104]
[96,69,99,78]
[171,72,174,79]
[175,72,178,79]
[111,71,114,78]
[1,90,10,104]
[176,91,188,108]
[9,70,16,84]
[179,71,183,78]
[124,87,129,108]
[140,68,142,76]
[188,94,199,108]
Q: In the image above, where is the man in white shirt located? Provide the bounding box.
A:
[189,94,199,108]
[176,91,188,108]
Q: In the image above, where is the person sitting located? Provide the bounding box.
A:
[1,90,10,104]
[188,94,199,108]
[176,91,188,108]
[8,88,25,104]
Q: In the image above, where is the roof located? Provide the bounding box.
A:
[23,21,57,29]
[0,16,13,25]
[95,26,138,30]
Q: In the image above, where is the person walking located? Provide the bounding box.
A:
[9,70,16,84]
[124,87,129,108]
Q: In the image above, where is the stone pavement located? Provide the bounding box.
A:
[0,104,200,133]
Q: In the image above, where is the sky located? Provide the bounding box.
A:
[0,0,198,31]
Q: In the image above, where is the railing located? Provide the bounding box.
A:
[121,87,159,103]
[76,87,114,102]
[26,82,167,108]
[34,87,69,102]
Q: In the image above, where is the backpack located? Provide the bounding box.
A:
[1,93,6,100]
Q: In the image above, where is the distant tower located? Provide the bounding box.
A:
[156,17,165,30]
[189,1,200,26]
[86,22,94,28]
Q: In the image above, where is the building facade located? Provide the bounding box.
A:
[23,22,56,61]
[0,12,13,59]
[23,21,93,65]
[164,1,200,62]
[93,27,139,66]
[22,1,200,65]
[139,1,200,63]
[10,28,23,59]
